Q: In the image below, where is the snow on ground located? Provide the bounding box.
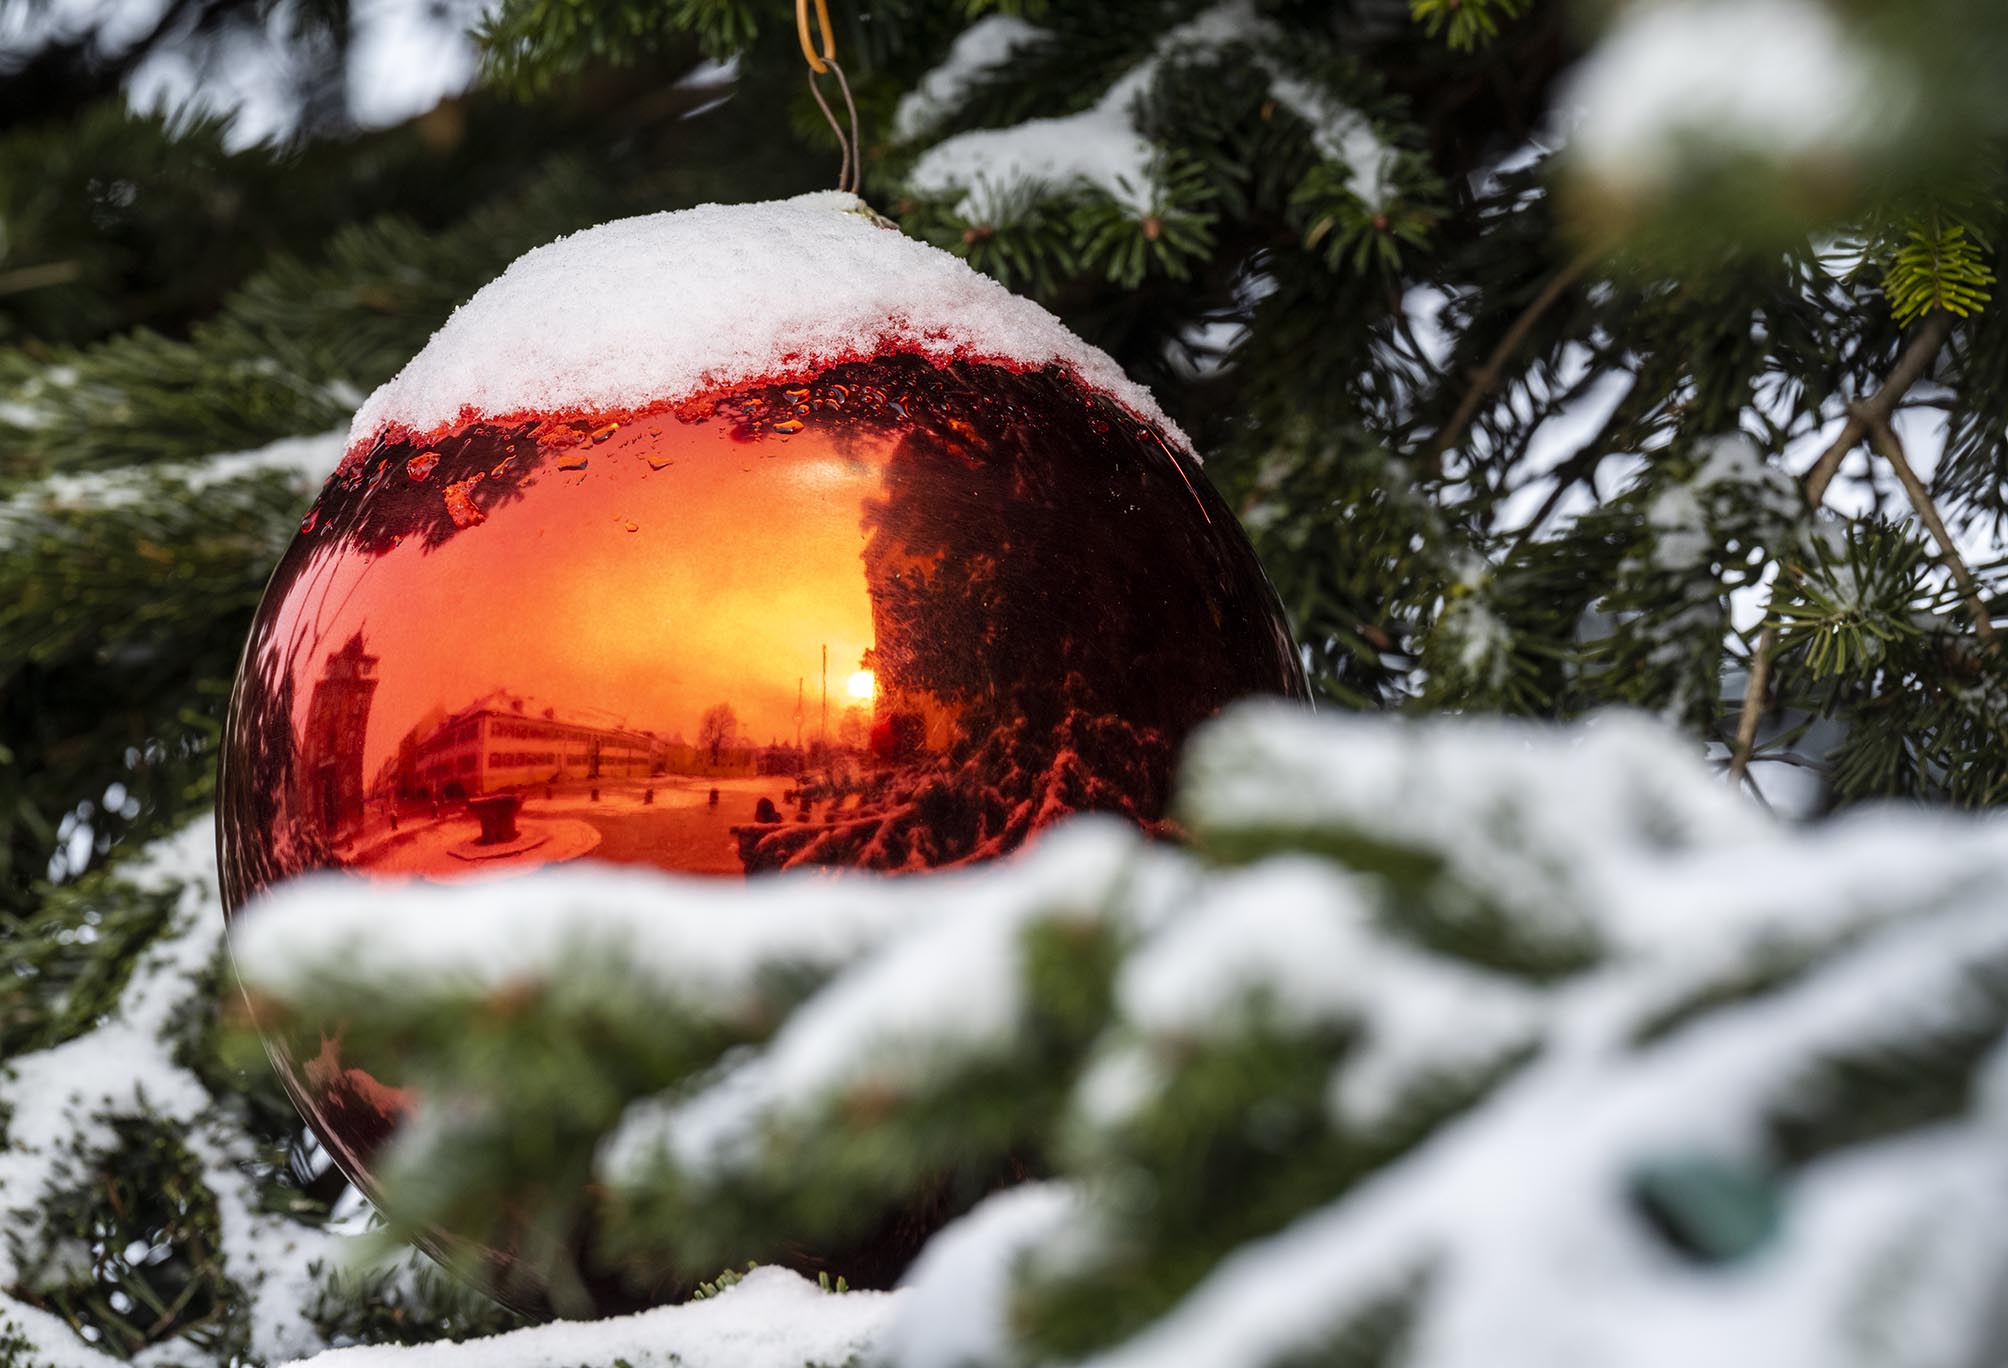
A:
[344,192,1188,460]
[907,0,1394,220]
[273,1267,896,1368]
[1560,0,1908,195]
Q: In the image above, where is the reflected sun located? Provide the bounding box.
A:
[846,669,876,700]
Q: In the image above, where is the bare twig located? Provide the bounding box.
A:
[1728,311,1957,783]
[1728,623,1782,783]
[1425,250,1596,471]
[1799,311,1955,506]
[1866,413,1997,643]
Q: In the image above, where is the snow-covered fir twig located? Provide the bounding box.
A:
[218,704,2008,1368]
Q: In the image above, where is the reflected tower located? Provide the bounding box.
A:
[297,631,379,843]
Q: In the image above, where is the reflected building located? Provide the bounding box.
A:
[297,632,378,841]
[388,691,667,800]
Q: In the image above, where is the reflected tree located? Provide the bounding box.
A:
[698,703,738,767]
[736,356,1304,872]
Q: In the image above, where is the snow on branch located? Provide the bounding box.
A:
[891,14,1046,141]
[1176,702,1797,977]
[0,820,361,1366]
[594,822,1142,1185]
[0,430,342,550]
[234,822,1135,1025]
[274,1266,894,1368]
[1069,860,2008,1368]
[1561,0,1910,197]
[231,704,2008,1368]
[904,0,1395,221]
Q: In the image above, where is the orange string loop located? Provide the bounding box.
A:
[796,0,836,74]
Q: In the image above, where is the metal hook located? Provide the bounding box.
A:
[796,0,836,74]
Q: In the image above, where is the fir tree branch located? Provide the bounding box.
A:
[1864,414,1998,643]
[1729,311,1958,783]
[1797,311,1956,505]
[1425,250,1594,471]
[1509,379,1639,544]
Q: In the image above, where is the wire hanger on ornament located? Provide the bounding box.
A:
[798,0,863,196]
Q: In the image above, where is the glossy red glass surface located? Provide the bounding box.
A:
[217,354,1305,1310]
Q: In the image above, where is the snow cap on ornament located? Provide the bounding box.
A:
[345,191,1189,465]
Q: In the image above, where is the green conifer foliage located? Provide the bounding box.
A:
[5,0,2008,1363]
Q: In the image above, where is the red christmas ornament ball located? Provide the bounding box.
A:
[216,197,1304,1315]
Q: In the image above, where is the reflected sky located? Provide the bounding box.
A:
[273,415,882,782]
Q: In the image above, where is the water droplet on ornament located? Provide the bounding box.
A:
[444,475,486,529]
[299,509,318,534]
[559,453,588,471]
[645,452,674,470]
[623,520,638,533]
[772,419,805,436]
[406,452,439,481]
[591,423,620,444]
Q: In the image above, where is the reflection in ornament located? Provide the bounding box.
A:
[222,356,1302,902]
[218,353,1305,1314]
